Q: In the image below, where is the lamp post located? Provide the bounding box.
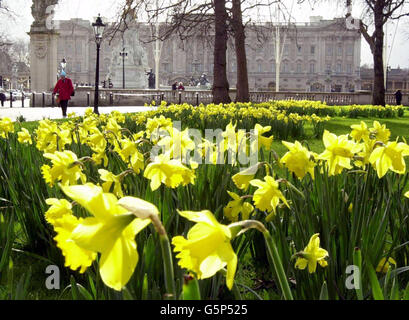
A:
[92,14,106,115]
[385,65,391,92]
[119,40,128,89]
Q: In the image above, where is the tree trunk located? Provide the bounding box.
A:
[232,0,249,102]
[212,0,231,104]
[372,2,386,106]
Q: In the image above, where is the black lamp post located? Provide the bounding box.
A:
[92,14,106,115]
[119,41,128,89]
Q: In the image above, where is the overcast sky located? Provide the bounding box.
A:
[1,0,409,68]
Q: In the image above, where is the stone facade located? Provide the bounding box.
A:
[54,16,361,92]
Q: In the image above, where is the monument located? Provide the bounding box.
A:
[108,28,149,89]
[29,0,59,92]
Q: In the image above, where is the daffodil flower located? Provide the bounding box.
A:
[17,128,33,144]
[350,121,370,142]
[172,210,237,290]
[57,183,156,291]
[369,140,409,178]
[98,169,124,198]
[144,154,196,191]
[42,150,86,186]
[223,191,254,222]
[0,117,14,138]
[370,121,390,143]
[45,198,73,226]
[250,175,289,221]
[319,130,362,176]
[281,141,316,179]
[376,257,396,273]
[232,163,260,190]
[295,234,329,273]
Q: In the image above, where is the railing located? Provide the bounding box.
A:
[1,89,407,108]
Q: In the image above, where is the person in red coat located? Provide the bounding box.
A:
[53,71,74,118]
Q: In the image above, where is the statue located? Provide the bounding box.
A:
[31,0,58,28]
[146,69,155,89]
[199,73,209,86]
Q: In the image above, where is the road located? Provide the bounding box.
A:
[0,105,155,122]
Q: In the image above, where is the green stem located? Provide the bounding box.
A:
[159,234,176,300]
[263,231,294,300]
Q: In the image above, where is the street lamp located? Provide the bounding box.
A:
[119,40,128,89]
[385,65,392,92]
[92,14,106,115]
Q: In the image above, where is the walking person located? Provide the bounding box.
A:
[0,91,5,107]
[395,89,403,106]
[53,71,74,118]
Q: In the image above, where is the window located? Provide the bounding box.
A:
[296,63,302,73]
[347,45,354,56]
[258,63,263,73]
[76,62,81,72]
[282,62,289,73]
[309,63,315,74]
[297,45,302,55]
[337,45,343,56]
[337,64,342,73]
[326,64,332,73]
[284,44,289,56]
[76,42,83,55]
[310,45,316,55]
[326,44,333,56]
[162,63,170,72]
[347,64,352,74]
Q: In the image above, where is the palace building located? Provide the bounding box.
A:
[54,16,361,92]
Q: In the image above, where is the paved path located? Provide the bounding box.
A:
[0,106,155,122]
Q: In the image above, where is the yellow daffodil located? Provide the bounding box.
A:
[253,124,274,151]
[59,183,156,291]
[281,141,316,179]
[295,233,329,273]
[223,191,254,222]
[350,121,370,142]
[144,154,196,191]
[45,198,73,226]
[232,163,260,190]
[0,117,14,138]
[376,257,396,273]
[53,214,97,273]
[405,191,409,198]
[42,150,87,186]
[172,210,237,290]
[369,141,409,178]
[370,121,390,143]
[250,175,289,221]
[98,169,124,198]
[319,130,362,176]
[17,128,33,144]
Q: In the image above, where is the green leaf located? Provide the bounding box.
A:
[319,281,328,300]
[367,263,384,300]
[182,275,201,300]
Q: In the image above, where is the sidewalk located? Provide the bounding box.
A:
[0,106,155,122]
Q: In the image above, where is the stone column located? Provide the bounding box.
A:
[29,29,59,92]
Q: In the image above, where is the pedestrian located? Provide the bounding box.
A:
[395,89,403,105]
[178,82,185,91]
[53,71,74,118]
[0,91,5,107]
[171,81,177,100]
